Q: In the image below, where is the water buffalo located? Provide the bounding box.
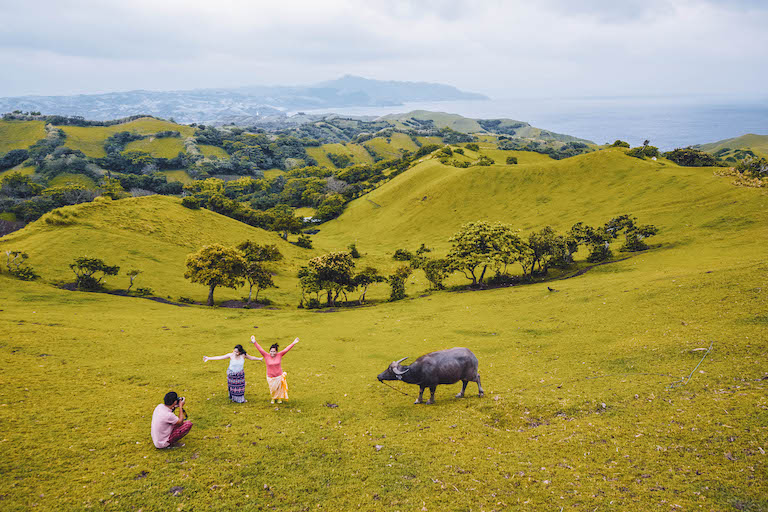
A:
[377,347,484,404]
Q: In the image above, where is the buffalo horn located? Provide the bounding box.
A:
[395,357,408,364]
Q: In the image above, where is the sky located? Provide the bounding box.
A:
[1,0,767,99]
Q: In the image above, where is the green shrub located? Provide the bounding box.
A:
[296,234,313,249]
[181,196,201,209]
[506,156,518,165]
[393,248,413,261]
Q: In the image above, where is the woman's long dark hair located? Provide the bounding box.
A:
[270,343,279,352]
[234,344,247,355]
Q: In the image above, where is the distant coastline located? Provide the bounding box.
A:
[295,95,768,151]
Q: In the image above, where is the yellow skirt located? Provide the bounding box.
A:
[266,372,288,400]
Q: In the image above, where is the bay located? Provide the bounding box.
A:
[295,95,768,151]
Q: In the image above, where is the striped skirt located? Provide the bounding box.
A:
[227,370,246,403]
[266,372,289,400]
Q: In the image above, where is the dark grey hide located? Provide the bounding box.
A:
[377,347,484,404]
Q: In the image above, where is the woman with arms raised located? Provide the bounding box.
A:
[251,335,299,404]
[203,344,262,403]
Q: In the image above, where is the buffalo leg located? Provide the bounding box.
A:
[456,380,469,398]
[427,386,437,405]
[476,375,485,397]
[414,386,426,404]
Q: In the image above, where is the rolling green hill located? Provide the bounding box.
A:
[696,133,768,160]
[1,121,767,510]
[0,195,316,305]
[57,117,195,158]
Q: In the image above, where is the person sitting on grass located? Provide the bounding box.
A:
[203,344,263,403]
[151,392,192,449]
[251,335,299,404]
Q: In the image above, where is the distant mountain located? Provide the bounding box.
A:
[0,76,488,125]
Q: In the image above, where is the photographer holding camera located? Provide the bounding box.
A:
[151,391,193,449]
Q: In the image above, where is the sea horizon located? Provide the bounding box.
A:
[294,94,768,151]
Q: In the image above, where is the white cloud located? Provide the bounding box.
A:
[0,0,765,97]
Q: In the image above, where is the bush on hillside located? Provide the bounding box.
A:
[69,256,120,291]
[663,148,720,167]
[506,156,518,164]
[610,140,630,148]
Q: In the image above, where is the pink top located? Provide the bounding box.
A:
[254,342,295,378]
[151,404,179,448]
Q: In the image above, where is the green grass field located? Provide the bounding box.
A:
[159,169,194,185]
[48,173,98,189]
[58,118,195,158]
[0,120,47,154]
[0,146,766,510]
[123,137,187,158]
[199,144,229,159]
[306,143,374,168]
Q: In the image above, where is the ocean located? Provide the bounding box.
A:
[296,96,768,151]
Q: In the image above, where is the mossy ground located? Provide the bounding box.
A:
[0,148,766,511]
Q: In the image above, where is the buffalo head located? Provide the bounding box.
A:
[377,357,409,381]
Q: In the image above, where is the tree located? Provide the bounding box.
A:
[69,257,120,290]
[4,250,39,281]
[184,244,246,306]
[99,177,127,199]
[422,258,451,290]
[267,204,303,240]
[354,266,386,303]
[663,148,719,167]
[315,193,346,221]
[447,221,527,285]
[237,241,283,303]
[0,172,44,198]
[506,156,518,164]
[306,251,356,306]
[569,222,613,262]
[388,265,412,301]
[126,269,141,292]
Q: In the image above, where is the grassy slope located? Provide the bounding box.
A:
[0,148,766,510]
[123,137,186,158]
[159,170,194,184]
[698,133,768,159]
[0,119,47,153]
[363,133,419,160]
[198,144,229,158]
[58,118,195,158]
[380,110,484,133]
[48,173,97,189]
[306,143,374,168]
[0,195,317,305]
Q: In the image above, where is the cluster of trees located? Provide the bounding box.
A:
[2,112,159,127]
[394,215,658,290]
[0,172,98,223]
[662,148,720,167]
[184,242,283,306]
[627,140,660,160]
[297,251,388,308]
[497,139,592,160]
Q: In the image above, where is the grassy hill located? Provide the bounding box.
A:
[0,119,47,153]
[57,117,195,158]
[0,195,315,305]
[696,133,768,160]
[1,128,767,510]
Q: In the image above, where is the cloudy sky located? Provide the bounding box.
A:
[1,0,766,98]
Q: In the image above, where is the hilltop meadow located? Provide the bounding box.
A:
[1,114,767,511]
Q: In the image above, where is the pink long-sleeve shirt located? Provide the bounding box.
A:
[254,342,295,378]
